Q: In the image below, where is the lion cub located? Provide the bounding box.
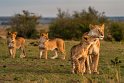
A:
[7,32,26,58]
[71,35,97,74]
[38,33,66,60]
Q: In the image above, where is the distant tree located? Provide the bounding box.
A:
[56,8,71,19]
[10,10,40,38]
[72,6,108,24]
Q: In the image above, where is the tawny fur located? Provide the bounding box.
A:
[39,33,66,60]
[7,32,26,58]
[85,24,104,74]
[70,35,96,74]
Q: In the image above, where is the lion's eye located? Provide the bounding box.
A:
[97,29,100,33]
[12,41,14,43]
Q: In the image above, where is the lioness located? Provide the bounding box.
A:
[71,35,97,74]
[38,33,66,60]
[85,24,104,74]
[7,32,26,58]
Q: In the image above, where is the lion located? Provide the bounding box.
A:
[7,32,26,58]
[71,35,97,74]
[88,24,104,40]
[85,24,104,74]
[38,33,66,60]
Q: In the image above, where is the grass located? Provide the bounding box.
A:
[0,38,124,83]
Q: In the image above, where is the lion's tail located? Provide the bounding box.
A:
[63,41,66,59]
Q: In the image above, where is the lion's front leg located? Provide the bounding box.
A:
[39,50,43,59]
[44,50,48,59]
[91,53,99,74]
[73,58,80,74]
[12,48,16,58]
[80,57,86,75]
[9,48,13,58]
[85,56,91,74]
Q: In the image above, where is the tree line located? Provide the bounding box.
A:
[9,7,124,41]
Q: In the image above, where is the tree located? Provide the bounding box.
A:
[72,6,108,24]
[10,10,40,38]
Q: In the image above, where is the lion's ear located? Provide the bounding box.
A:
[45,33,48,39]
[101,24,104,30]
[89,24,95,29]
[14,32,17,35]
[40,33,43,36]
[102,24,104,28]
[83,35,89,41]
[46,33,48,36]
[7,31,11,35]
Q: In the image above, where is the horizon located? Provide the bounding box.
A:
[0,13,124,18]
[0,16,124,18]
[0,0,124,17]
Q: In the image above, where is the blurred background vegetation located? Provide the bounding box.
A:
[8,7,124,41]
[10,10,40,38]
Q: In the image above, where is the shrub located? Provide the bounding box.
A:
[49,19,89,40]
[10,10,40,38]
[49,7,108,40]
[110,22,123,41]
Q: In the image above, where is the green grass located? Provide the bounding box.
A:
[0,39,124,83]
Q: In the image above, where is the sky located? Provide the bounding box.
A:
[0,0,124,17]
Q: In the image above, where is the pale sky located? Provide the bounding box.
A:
[0,0,124,17]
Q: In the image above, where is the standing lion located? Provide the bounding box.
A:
[38,33,66,60]
[7,32,26,58]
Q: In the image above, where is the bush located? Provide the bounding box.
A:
[49,7,108,40]
[49,19,89,40]
[110,22,123,41]
[10,10,40,38]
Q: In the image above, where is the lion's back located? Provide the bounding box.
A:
[47,38,65,51]
[16,37,25,47]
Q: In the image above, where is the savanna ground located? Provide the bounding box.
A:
[0,38,124,83]
[0,26,124,83]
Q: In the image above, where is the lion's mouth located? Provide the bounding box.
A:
[99,36,104,40]
[39,44,45,49]
[8,46,14,48]
[8,43,14,48]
